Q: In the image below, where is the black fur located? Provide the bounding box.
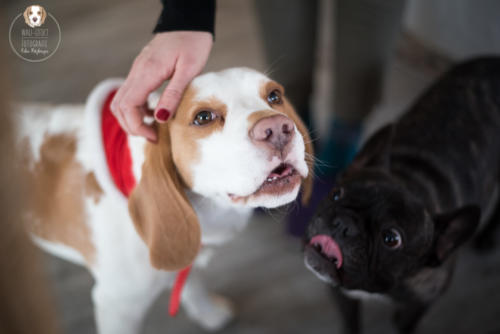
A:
[304,57,500,333]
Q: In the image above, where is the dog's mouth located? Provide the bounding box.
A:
[229,163,301,203]
[304,234,343,285]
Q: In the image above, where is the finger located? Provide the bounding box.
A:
[113,63,170,138]
[121,105,158,142]
[154,66,195,123]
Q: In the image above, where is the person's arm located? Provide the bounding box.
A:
[154,0,215,34]
[111,0,216,141]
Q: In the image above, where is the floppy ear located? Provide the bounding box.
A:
[349,123,394,172]
[283,98,314,205]
[429,205,481,266]
[40,7,47,24]
[23,7,30,25]
[128,124,201,271]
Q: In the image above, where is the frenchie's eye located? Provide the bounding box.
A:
[193,110,216,126]
[382,228,403,249]
[332,187,344,201]
[267,89,283,105]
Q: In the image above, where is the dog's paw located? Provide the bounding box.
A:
[195,295,234,332]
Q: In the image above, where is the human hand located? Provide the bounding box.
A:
[111,31,213,141]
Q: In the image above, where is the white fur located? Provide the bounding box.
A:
[341,289,392,303]
[190,68,309,208]
[16,68,310,333]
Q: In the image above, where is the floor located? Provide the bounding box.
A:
[5,0,500,333]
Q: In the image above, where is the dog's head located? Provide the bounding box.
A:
[129,68,313,271]
[304,124,480,292]
[24,5,47,28]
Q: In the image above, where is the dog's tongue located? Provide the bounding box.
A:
[310,235,343,269]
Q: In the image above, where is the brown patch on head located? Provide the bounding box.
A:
[167,85,227,188]
[256,80,314,204]
[85,172,103,204]
[24,133,96,263]
[23,6,31,25]
[39,6,47,24]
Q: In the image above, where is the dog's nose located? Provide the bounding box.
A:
[333,217,360,238]
[250,114,295,153]
[33,17,38,22]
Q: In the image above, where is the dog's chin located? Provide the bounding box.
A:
[304,235,343,286]
[228,163,303,208]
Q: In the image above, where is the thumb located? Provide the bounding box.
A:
[154,69,193,123]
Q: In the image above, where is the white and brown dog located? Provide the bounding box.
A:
[15,68,313,333]
[23,5,47,28]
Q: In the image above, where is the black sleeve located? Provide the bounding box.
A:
[153,0,216,35]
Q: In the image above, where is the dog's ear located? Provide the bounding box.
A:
[40,7,47,24]
[283,98,314,205]
[428,205,481,266]
[23,7,31,26]
[349,123,394,172]
[128,124,201,271]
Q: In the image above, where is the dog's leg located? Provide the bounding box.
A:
[331,287,361,334]
[91,274,167,334]
[181,269,234,331]
[393,301,428,334]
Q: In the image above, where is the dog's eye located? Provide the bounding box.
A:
[38,11,41,15]
[29,11,32,15]
[382,228,402,249]
[193,110,216,126]
[267,89,282,105]
[331,187,344,201]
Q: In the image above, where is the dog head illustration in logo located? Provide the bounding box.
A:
[23,5,47,28]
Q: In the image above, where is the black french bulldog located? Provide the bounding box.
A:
[304,57,500,333]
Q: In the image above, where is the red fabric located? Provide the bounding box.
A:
[101,89,191,317]
[168,266,192,316]
[101,90,137,197]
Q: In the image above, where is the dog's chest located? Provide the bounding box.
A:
[188,193,253,245]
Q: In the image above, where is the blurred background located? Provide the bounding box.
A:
[2,0,500,333]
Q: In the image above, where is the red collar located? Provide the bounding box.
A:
[101,89,190,317]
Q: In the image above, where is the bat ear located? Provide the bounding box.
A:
[428,205,481,266]
[347,123,394,172]
[128,125,201,271]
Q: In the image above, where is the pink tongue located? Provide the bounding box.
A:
[310,235,343,269]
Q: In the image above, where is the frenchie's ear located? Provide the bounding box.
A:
[349,123,394,171]
[429,205,481,265]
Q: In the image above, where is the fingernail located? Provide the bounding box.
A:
[156,108,170,122]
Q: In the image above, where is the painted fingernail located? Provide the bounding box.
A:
[156,108,170,122]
